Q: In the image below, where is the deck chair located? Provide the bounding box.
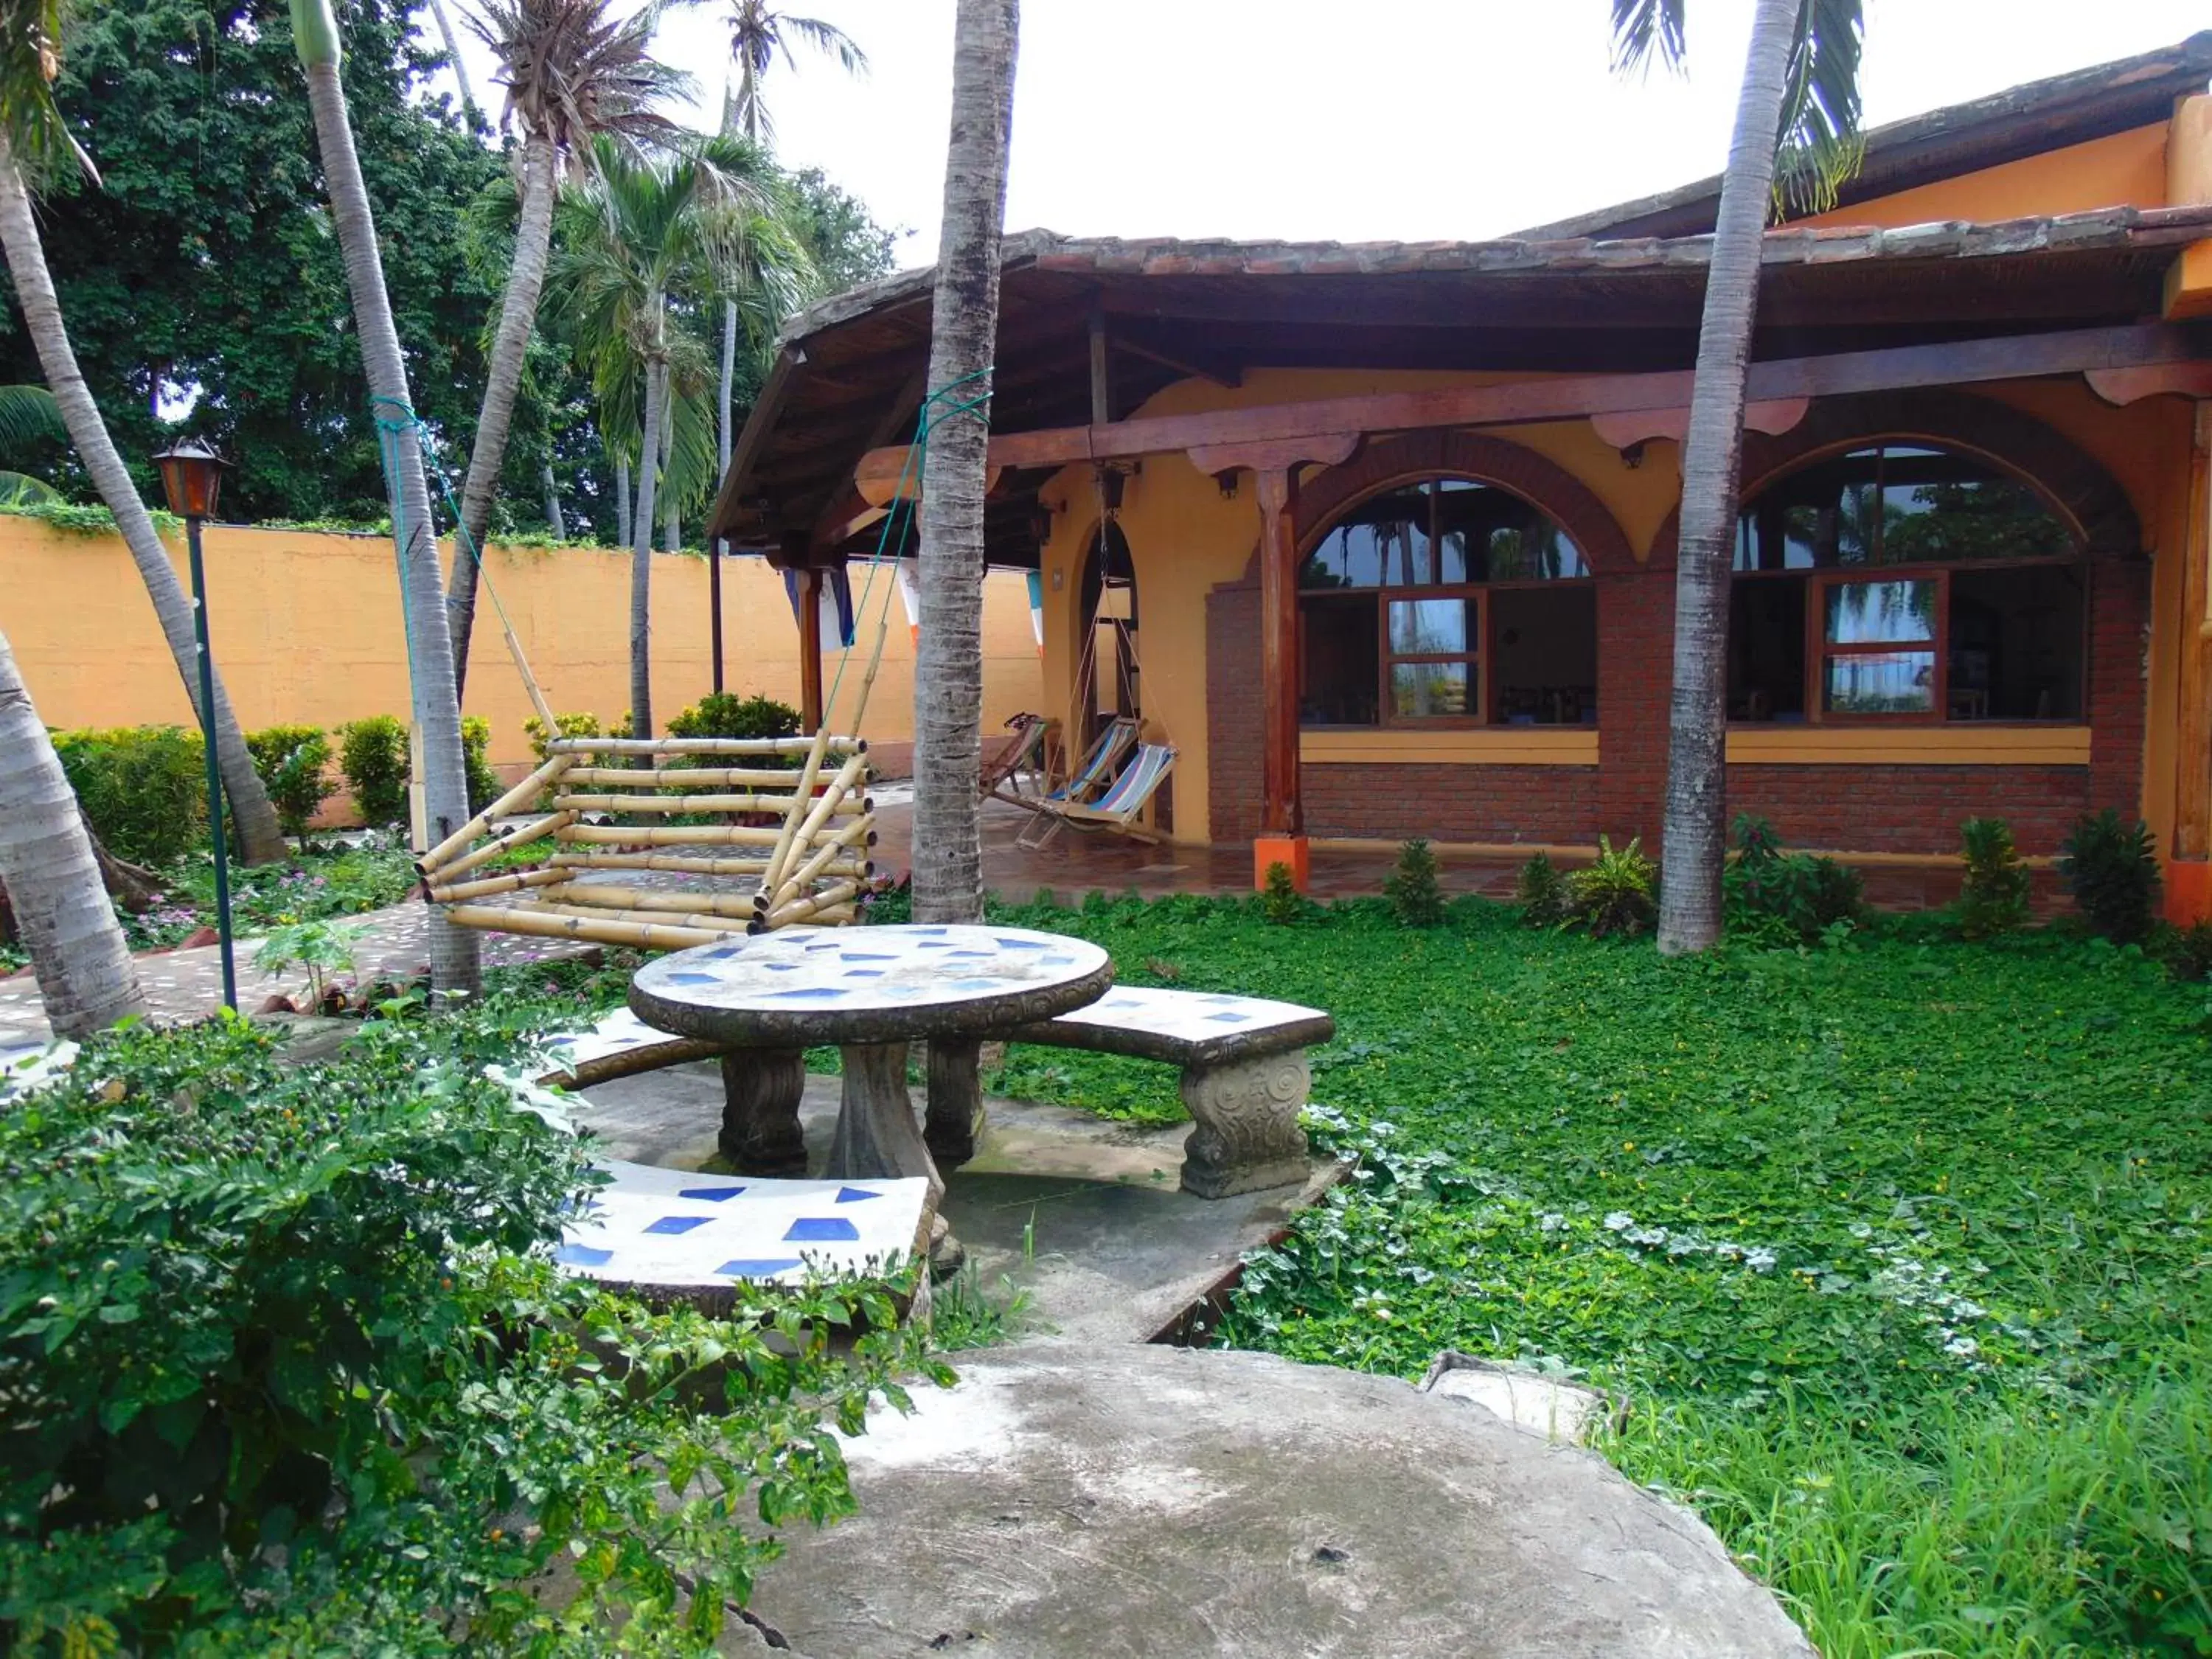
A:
[1016,742,1176,849]
[995,714,1137,818]
[980,712,1049,800]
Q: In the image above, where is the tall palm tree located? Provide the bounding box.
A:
[0,381,62,500]
[1611,0,1863,954]
[0,0,287,866]
[546,132,804,737]
[444,0,685,703]
[911,0,1018,927]
[0,619,142,1037]
[290,0,480,995]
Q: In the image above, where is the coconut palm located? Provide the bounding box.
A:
[545,131,804,737]
[290,0,480,995]
[911,0,1018,927]
[444,0,686,703]
[1611,0,1863,954]
[0,619,142,1036]
[0,0,287,866]
[0,382,61,499]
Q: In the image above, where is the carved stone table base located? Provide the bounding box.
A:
[923,1037,986,1169]
[1179,1051,1314,1199]
[717,1048,807,1176]
[826,1043,945,1202]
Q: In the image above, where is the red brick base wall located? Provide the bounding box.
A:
[1726,765,2091,857]
[1304,765,1599,843]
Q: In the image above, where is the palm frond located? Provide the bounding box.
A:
[0,381,62,451]
[1610,0,1687,76]
[1771,0,1865,216]
[464,0,692,164]
[0,0,94,182]
[0,469,56,504]
[776,14,867,77]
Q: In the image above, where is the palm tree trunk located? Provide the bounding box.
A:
[293,0,481,996]
[659,394,678,553]
[428,0,481,126]
[912,0,1019,926]
[630,356,666,739]
[542,459,565,538]
[615,450,633,549]
[1655,0,1798,957]
[0,137,288,868]
[0,620,142,1037]
[446,131,556,704]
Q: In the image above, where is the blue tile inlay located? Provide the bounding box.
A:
[678,1185,746,1201]
[843,969,884,978]
[705,947,740,959]
[1207,1012,1252,1023]
[1039,955,1075,965]
[768,987,851,999]
[785,1216,860,1242]
[841,951,894,961]
[667,971,719,985]
[995,937,1046,949]
[717,1257,804,1277]
[834,1186,880,1203]
[948,978,1001,991]
[644,1215,711,1235]
[554,1242,613,1267]
[765,963,799,972]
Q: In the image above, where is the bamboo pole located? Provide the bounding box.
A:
[562,765,822,789]
[759,728,840,897]
[560,822,792,848]
[417,755,574,874]
[445,903,729,950]
[425,866,578,903]
[546,884,763,919]
[546,736,863,758]
[547,849,872,879]
[757,880,863,931]
[530,901,754,935]
[427,811,579,884]
[751,904,858,934]
[765,751,866,905]
[550,791,867,817]
[765,811,877,911]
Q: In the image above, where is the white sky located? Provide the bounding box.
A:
[437,1,2210,266]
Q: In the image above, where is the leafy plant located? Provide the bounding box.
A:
[2156,917,2212,983]
[1260,860,1304,926]
[1514,852,1569,926]
[336,715,409,827]
[0,498,182,536]
[667,692,802,770]
[49,724,206,866]
[251,919,369,1006]
[245,723,336,844]
[2059,809,2160,945]
[1565,835,1657,939]
[459,715,502,815]
[522,709,605,761]
[1724,814,1862,946]
[1383,838,1445,928]
[1957,816,2031,940]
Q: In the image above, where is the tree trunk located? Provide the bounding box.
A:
[911,0,1019,927]
[446,131,556,705]
[428,0,481,126]
[0,622,142,1036]
[0,139,288,868]
[1655,0,1799,957]
[659,392,678,552]
[616,450,633,549]
[296,20,481,997]
[630,355,667,740]
[542,459,565,538]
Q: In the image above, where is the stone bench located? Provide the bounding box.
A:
[1004,986,1335,1197]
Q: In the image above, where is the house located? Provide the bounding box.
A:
[709,35,2212,917]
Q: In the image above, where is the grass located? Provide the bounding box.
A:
[965,888,2212,1658]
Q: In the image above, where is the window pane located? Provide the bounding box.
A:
[1391,661,1471,718]
[1388,597,1472,655]
[1728,575,1809,720]
[1430,478,1586,582]
[1826,578,1935,644]
[1823,651,1936,715]
[1492,586,1596,725]
[1301,486,1429,588]
[1949,565,2085,720]
[1300,596,1379,726]
[1736,443,2077,570]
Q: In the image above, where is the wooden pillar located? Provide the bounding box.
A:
[798,566,825,734]
[2171,402,2212,922]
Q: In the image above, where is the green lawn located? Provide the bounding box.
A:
[977,890,2212,1659]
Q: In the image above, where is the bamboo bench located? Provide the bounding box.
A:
[417,734,877,948]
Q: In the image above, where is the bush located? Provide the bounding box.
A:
[1957,816,2031,940]
[1723,815,1863,946]
[1261,861,1304,926]
[668,692,801,768]
[459,715,501,814]
[0,1017,933,1652]
[1384,838,1445,928]
[336,715,408,827]
[2059,809,2160,944]
[2156,918,2212,983]
[521,709,604,761]
[1565,835,1657,939]
[50,725,206,866]
[1515,852,1569,927]
[244,723,335,842]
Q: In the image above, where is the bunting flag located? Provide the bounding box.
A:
[894,558,922,648]
[782,565,856,652]
[1027,568,1045,655]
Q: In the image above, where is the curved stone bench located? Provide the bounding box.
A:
[1004,986,1334,1198]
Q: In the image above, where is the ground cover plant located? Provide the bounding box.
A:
[113,841,422,954]
[974,887,2212,1658]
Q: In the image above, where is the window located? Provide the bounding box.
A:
[1730,445,2084,723]
[1299,477,1595,728]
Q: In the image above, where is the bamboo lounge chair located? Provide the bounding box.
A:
[1015,740,1176,849]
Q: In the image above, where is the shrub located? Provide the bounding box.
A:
[2059,809,2160,945]
[1565,835,1657,939]
[50,725,206,866]
[1515,852,1569,926]
[0,1017,933,1652]
[244,723,335,842]
[1723,815,1863,946]
[336,715,408,827]
[1261,860,1304,926]
[1957,816,2031,940]
[522,709,603,761]
[668,692,801,769]
[1384,838,1445,928]
[2157,918,2212,983]
[459,714,501,814]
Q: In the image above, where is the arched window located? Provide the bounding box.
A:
[1731,444,2085,723]
[1298,476,1596,728]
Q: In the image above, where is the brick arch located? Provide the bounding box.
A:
[1649,389,2143,562]
[1291,430,1638,575]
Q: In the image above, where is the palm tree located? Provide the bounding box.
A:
[546,132,804,737]
[911,0,1018,927]
[0,381,61,499]
[0,0,287,866]
[290,0,481,996]
[1611,0,1863,954]
[444,0,685,703]
[0,619,142,1037]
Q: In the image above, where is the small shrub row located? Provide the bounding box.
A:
[243,723,335,841]
[51,725,205,866]
[1725,815,1863,947]
[1514,838,1659,939]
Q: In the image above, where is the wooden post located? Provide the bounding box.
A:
[798,566,826,733]
[2171,401,2212,922]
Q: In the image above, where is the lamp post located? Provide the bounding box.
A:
[152,437,237,1013]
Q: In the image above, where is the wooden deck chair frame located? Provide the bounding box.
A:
[980,712,1050,801]
[996,714,1138,817]
[1015,742,1176,849]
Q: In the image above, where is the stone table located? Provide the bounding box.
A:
[627,925,1113,1197]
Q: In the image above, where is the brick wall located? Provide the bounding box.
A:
[1728,765,2091,855]
[1206,571,1263,843]
[1304,764,1598,842]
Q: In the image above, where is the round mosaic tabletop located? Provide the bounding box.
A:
[628,924,1115,1049]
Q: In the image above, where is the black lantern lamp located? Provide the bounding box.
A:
[152,436,238,1011]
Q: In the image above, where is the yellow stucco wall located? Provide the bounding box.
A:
[1798,124,2170,230]
[2,519,1042,771]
